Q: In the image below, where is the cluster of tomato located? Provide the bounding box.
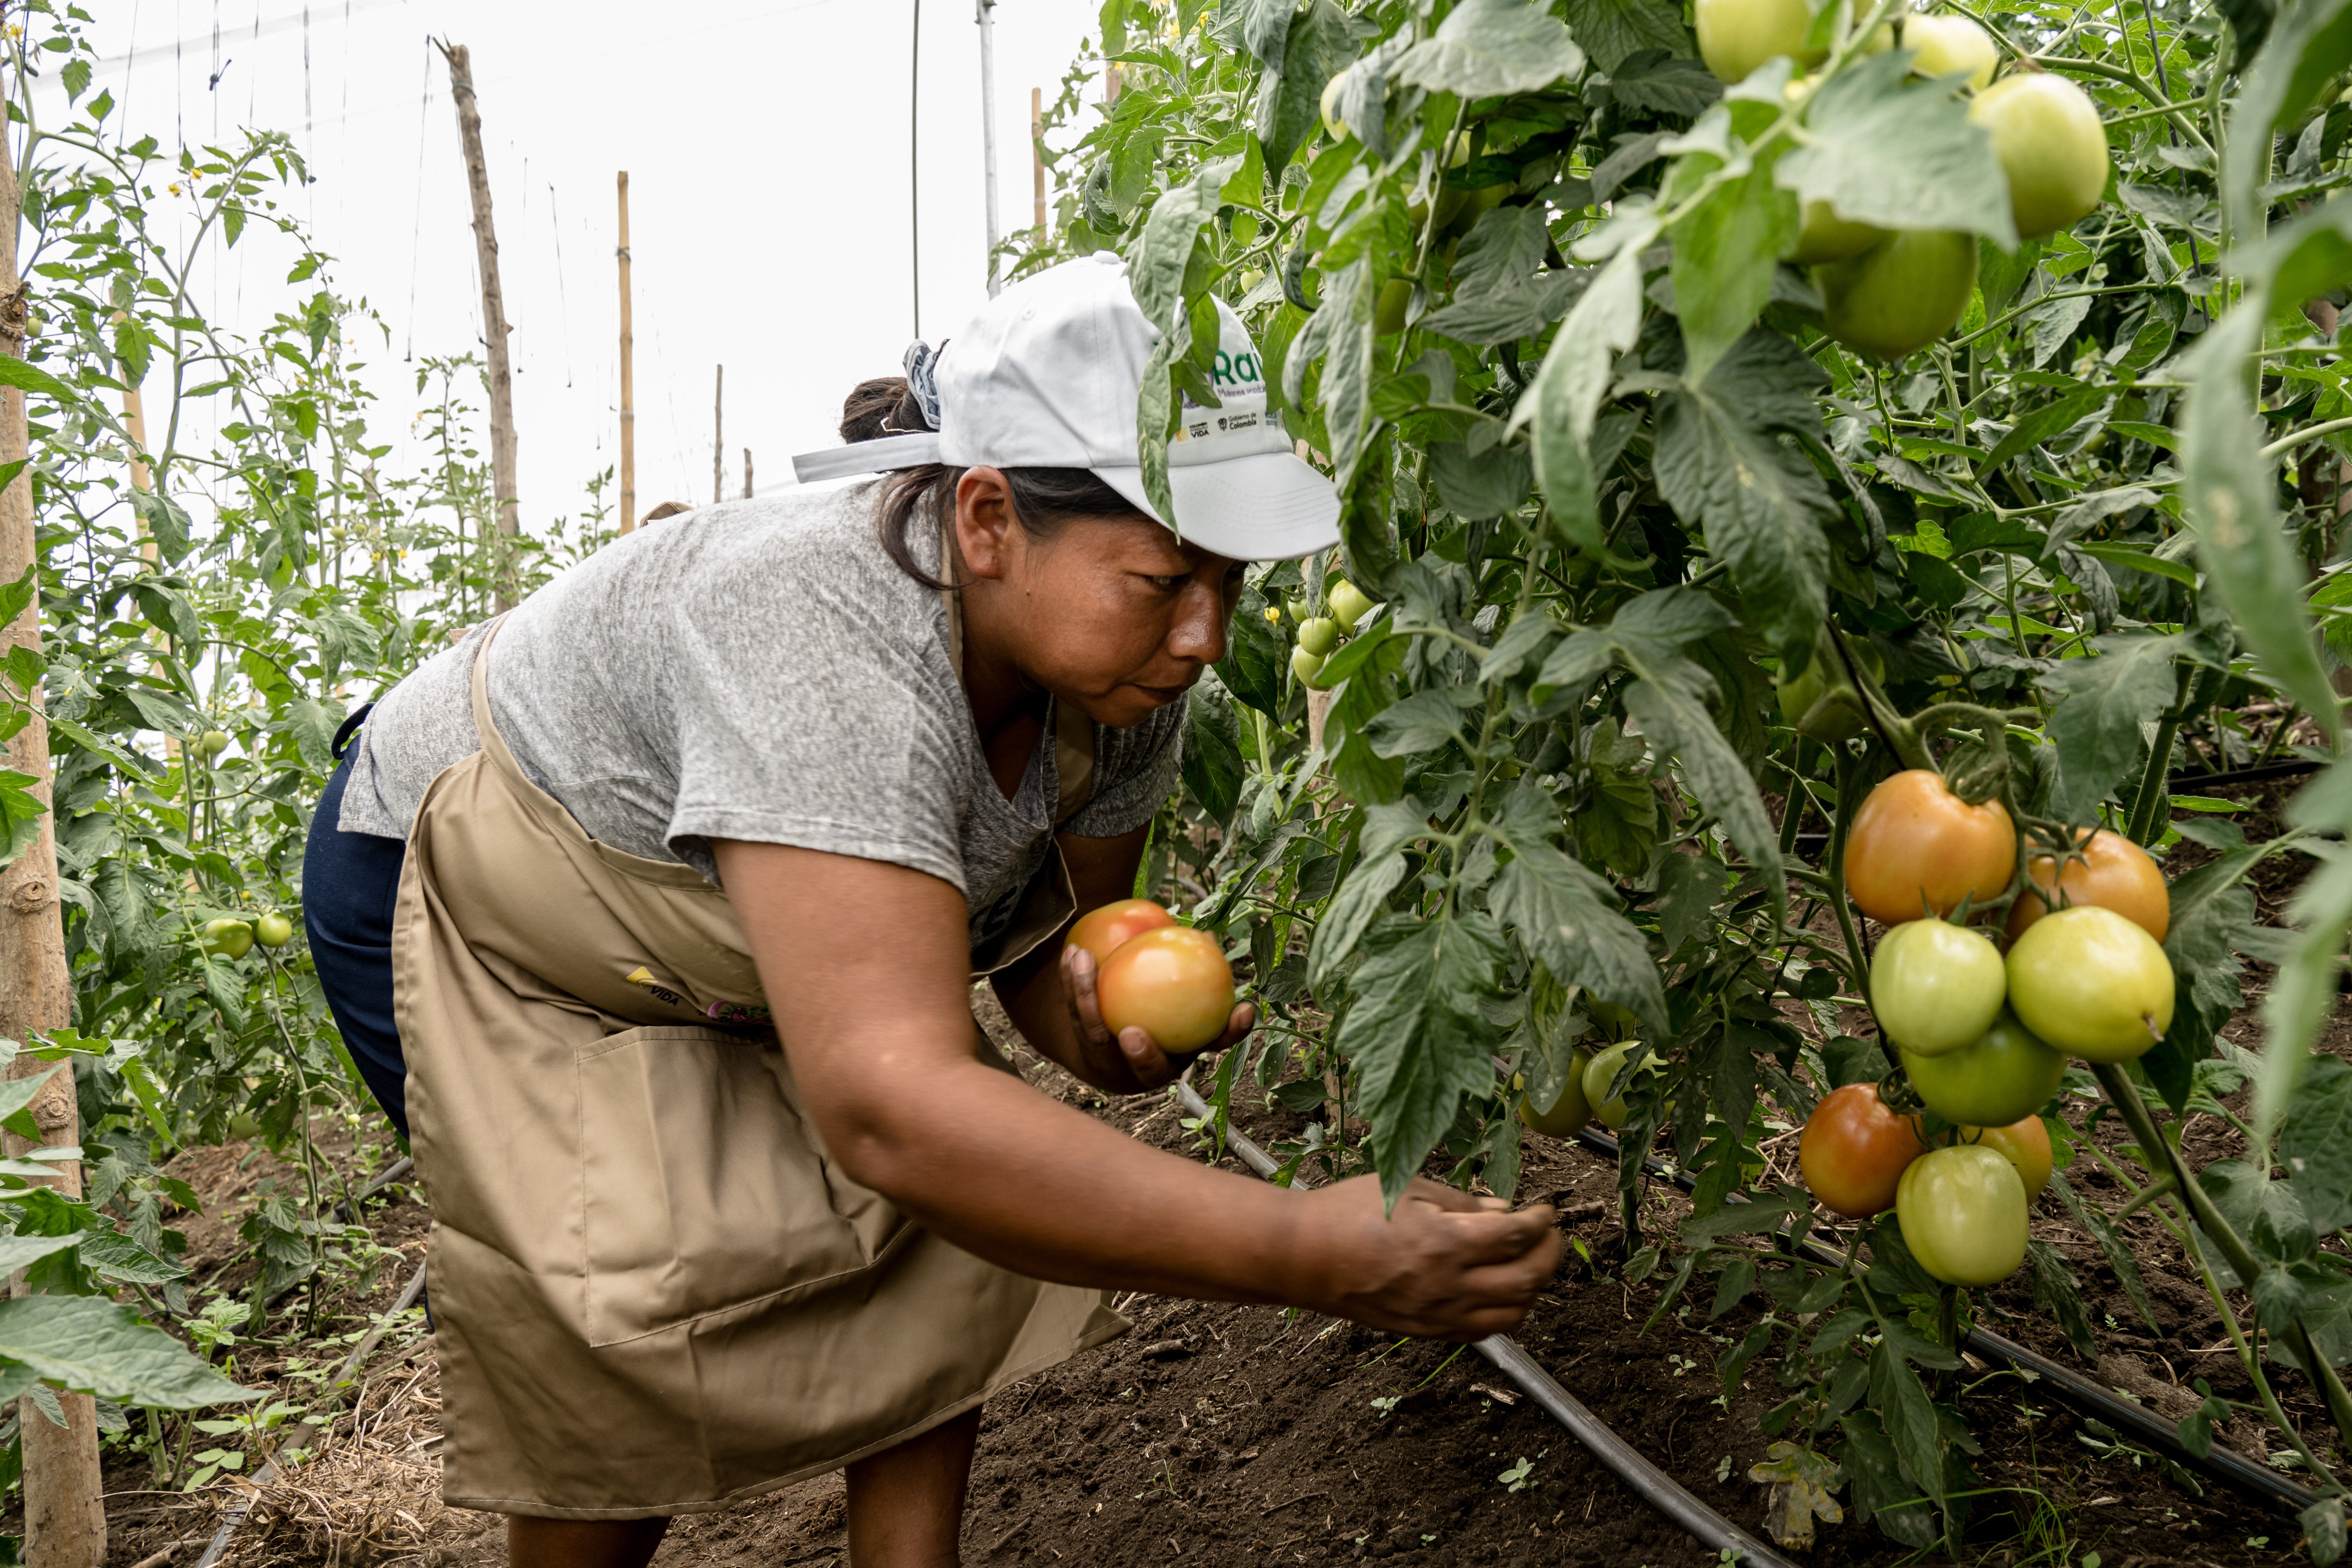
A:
[197,912,295,958]
[1698,0,2112,359]
[1276,578,1377,692]
[1800,770,2176,1285]
[1064,899,1238,1054]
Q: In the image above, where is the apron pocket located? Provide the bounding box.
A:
[577,1025,912,1347]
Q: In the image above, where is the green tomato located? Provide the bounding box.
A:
[1896,1143,2029,1286]
[1785,198,1888,267]
[199,918,254,960]
[1320,74,1350,140]
[1870,918,2006,1057]
[1583,1041,1657,1131]
[1900,1010,2066,1127]
[1296,617,1341,657]
[254,912,295,949]
[1373,277,1414,336]
[2005,904,2174,1063]
[1518,1049,1595,1137]
[1969,73,2109,240]
[1901,13,1997,90]
[1696,0,1822,83]
[227,1111,262,1142]
[1440,182,1510,240]
[1817,229,1978,360]
[195,730,231,759]
[1327,579,1376,630]
[1291,646,1330,690]
[1285,595,1311,624]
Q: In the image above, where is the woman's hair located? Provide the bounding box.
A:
[838,375,1143,591]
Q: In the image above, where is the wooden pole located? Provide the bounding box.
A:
[910,0,922,338]
[438,41,520,608]
[977,0,1000,298]
[742,449,753,501]
[617,171,635,534]
[0,118,105,1568]
[711,365,723,505]
[1031,86,1046,236]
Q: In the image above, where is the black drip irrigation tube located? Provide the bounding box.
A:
[1565,1123,2320,1520]
[192,1260,432,1568]
[1172,1075,1802,1568]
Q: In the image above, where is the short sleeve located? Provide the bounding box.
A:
[657,522,975,892]
[1063,693,1185,838]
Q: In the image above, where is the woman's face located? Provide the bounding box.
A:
[955,468,1246,729]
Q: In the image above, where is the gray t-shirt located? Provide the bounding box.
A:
[336,483,1184,948]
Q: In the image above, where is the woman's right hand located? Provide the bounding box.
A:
[1301,1176,1562,1341]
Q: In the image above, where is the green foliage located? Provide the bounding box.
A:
[1048,0,2352,1548]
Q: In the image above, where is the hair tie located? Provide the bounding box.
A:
[900,340,945,432]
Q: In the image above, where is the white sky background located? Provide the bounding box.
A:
[42,0,1107,530]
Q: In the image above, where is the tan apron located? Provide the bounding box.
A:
[391,619,1125,1519]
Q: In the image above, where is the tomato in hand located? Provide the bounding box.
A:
[1899,1009,2065,1127]
[1518,1049,1594,1137]
[2006,905,2174,1063]
[1962,1116,2052,1203]
[1870,917,2006,1056]
[1582,1041,1657,1131]
[1065,898,1176,965]
[1096,926,1236,1054]
[2004,829,2169,944]
[1844,769,2016,926]
[1897,1144,2029,1286]
[1798,1083,1924,1219]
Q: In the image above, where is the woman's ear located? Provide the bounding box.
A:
[953,467,1020,583]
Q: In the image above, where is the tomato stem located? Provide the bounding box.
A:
[2091,1062,2352,1469]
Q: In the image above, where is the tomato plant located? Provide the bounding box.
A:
[1025,0,2352,1547]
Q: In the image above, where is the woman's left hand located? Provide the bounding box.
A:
[1060,944,1255,1092]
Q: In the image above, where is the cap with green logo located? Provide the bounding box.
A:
[791,252,1340,563]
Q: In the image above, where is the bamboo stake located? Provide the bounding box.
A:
[0,124,105,1568]
[1031,86,1046,235]
[743,449,753,501]
[437,41,520,608]
[617,171,635,535]
[711,365,724,505]
[977,0,1000,297]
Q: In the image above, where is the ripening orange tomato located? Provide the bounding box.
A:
[1096,926,1236,1053]
[1844,770,2017,927]
[1962,1115,2052,1202]
[1065,898,1177,965]
[2004,829,2169,944]
[1798,1082,1926,1219]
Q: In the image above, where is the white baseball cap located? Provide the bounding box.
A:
[791,252,1340,562]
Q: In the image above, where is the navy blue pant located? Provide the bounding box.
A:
[303,739,413,1142]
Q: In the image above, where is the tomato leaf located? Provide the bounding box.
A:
[2037,632,2181,816]
[1836,1411,1939,1549]
[1181,676,1246,826]
[0,1294,255,1409]
[2025,1238,2098,1359]
[1392,0,1584,98]
[1652,329,1835,661]
[2259,768,2352,1142]
[1336,911,1506,1210]
[2220,0,2352,244]
[1489,786,1667,1031]
[2046,1170,2163,1331]
[1866,1341,1947,1513]
[1666,141,1797,382]
[1516,213,1659,550]
[1252,0,1356,177]
[2279,1048,2352,1238]
[1562,0,1692,72]
[2180,299,2343,749]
